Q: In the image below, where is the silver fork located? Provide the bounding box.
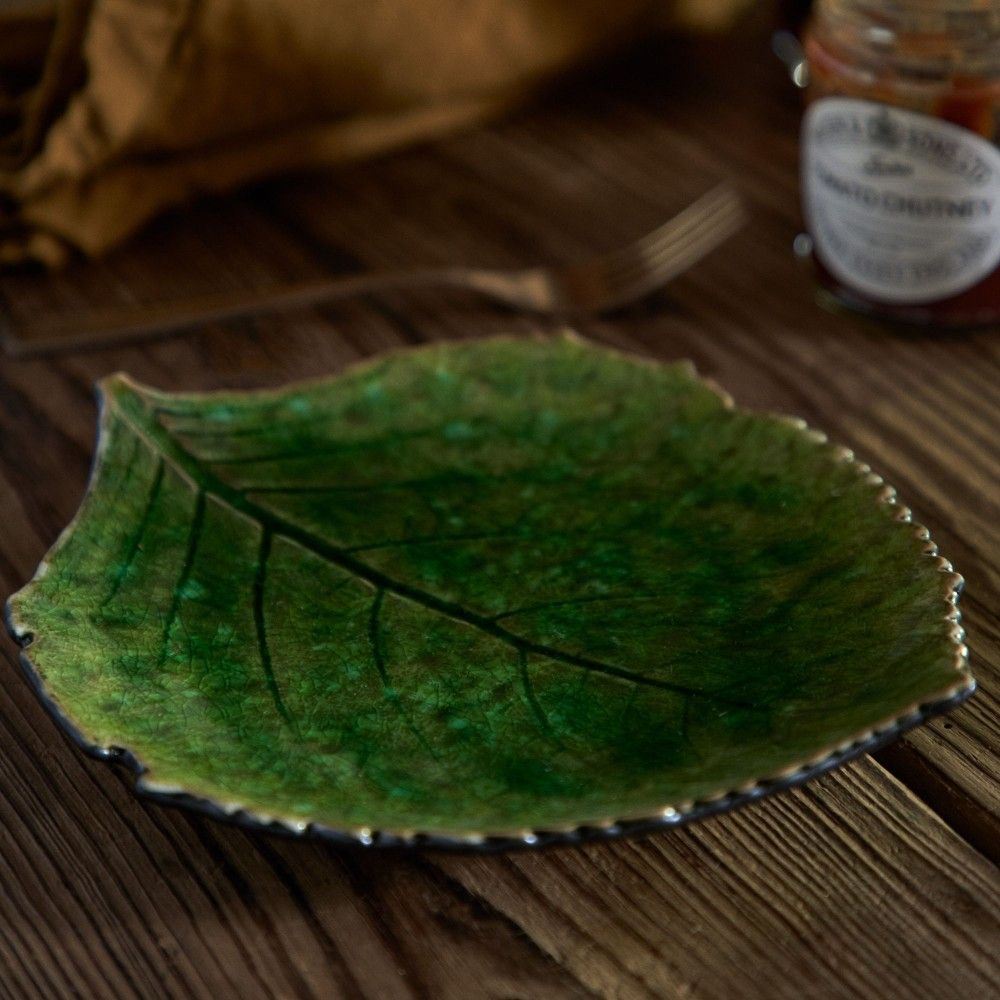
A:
[3,184,745,356]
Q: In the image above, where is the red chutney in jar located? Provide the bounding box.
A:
[801,1,1000,326]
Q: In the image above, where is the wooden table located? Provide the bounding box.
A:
[1,9,998,999]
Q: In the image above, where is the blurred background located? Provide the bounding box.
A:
[0,0,798,359]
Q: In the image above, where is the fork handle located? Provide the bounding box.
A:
[3,266,535,357]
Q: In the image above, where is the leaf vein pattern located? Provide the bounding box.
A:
[101,456,164,608]
[155,490,205,672]
[254,528,292,724]
[121,404,756,710]
[519,650,558,742]
[367,589,441,761]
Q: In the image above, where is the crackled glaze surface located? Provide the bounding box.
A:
[6,336,969,838]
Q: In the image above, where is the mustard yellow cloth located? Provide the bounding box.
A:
[0,0,748,266]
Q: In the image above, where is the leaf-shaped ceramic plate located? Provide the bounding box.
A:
[6,335,973,849]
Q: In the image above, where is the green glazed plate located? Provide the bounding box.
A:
[5,335,973,849]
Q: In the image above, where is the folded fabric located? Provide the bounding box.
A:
[0,0,749,267]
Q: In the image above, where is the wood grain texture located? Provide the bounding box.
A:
[0,6,998,997]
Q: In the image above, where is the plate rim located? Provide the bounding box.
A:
[3,334,976,850]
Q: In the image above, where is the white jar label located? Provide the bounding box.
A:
[802,98,1000,304]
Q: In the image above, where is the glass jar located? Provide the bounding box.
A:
[800,1,1000,327]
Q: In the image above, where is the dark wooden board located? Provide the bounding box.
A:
[1,7,998,997]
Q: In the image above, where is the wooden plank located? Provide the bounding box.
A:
[437,763,1000,1000]
[0,7,997,996]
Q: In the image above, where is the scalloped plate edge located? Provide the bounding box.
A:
[2,334,977,850]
